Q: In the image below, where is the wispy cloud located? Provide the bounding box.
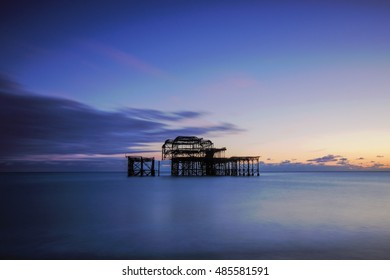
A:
[0,76,241,170]
[261,156,389,172]
[337,157,350,166]
[307,154,341,164]
[120,108,204,121]
[82,41,170,79]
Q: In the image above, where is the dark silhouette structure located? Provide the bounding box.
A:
[126,136,260,177]
[162,136,259,176]
[126,155,156,177]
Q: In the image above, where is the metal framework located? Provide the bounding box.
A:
[162,136,259,176]
[126,156,156,177]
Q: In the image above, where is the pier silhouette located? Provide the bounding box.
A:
[127,136,259,176]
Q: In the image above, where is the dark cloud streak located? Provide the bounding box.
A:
[307,154,341,164]
[0,77,241,169]
[120,108,204,121]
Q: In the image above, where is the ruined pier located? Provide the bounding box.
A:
[126,155,157,177]
[126,136,259,177]
[162,136,259,176]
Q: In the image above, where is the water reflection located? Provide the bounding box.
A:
[1,172,390,259]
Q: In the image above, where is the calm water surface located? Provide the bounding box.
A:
[1,172,390,259]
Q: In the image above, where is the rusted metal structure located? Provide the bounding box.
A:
[126,155,156,177]
[162,136,260,176]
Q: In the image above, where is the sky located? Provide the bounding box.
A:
[1,0,389,171]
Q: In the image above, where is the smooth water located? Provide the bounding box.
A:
[1,172,390,259]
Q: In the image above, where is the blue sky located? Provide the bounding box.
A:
[1,0,389,171]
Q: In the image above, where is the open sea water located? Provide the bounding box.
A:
[1,172,390,259]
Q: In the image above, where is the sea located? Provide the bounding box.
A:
[1,172,390,260]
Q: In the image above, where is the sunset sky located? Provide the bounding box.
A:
[1,0,389,171]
